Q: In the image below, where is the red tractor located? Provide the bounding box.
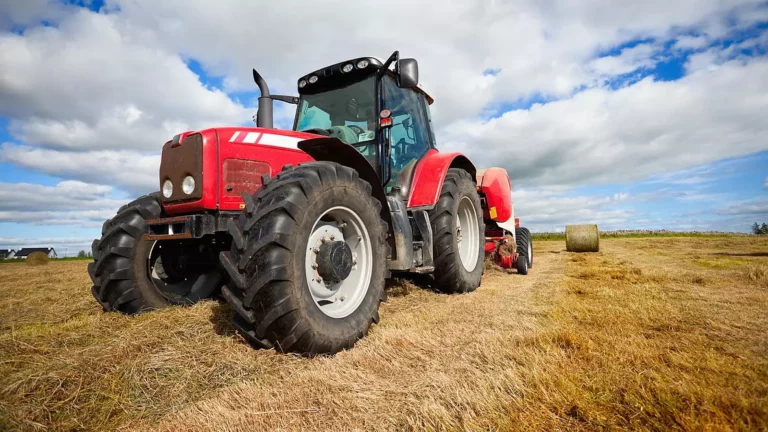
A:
[88,51,532,355]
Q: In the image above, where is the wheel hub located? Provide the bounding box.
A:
[316,241,353,282]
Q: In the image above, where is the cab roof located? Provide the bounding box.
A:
[297,56,434,105]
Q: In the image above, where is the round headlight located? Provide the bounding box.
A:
[308,75,318,84]
[357,59,370,69]
[162,180,173,198]
[298,79,307,88]
[182,176,195,195]
[342,63,354,73]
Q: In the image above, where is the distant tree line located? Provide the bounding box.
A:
[752,222,768,235]
[77,250,93,258]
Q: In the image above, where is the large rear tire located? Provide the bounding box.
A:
[88,193,222,314]
[219,162,388,355]
[429,168,485,294]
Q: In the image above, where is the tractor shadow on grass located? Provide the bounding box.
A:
[208,301,238,337]
[712,252,768,257]
[386,273,435,298]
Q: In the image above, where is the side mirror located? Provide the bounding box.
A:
[397,58,419,88]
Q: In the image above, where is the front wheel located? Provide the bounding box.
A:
[88,193,223,314]
[429,168,485,294]
[219,162,388,355]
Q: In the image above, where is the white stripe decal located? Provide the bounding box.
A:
[243,132,260,143]
[229,131,240,142]
[259,134,302,149]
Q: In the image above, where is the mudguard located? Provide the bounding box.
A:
[476,167,512,223]
[406,149,477,209]
[297,137,392,234]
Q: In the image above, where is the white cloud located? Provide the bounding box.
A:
[443,56,768,188]
[0,0,766,239]
[587,43,659,78]
[104,0,767,124]
[0,180,127,226]
[0,0,71,30]
[716,198,768,216]
[0,9,249,153]
[503,187,634,232]
[0,144,159,194]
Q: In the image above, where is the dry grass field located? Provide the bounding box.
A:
[1,237,767,431]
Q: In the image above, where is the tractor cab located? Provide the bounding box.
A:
[291,52,436,193]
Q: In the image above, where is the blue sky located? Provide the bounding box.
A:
[0,0,767,255]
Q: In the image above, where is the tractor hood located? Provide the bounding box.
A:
[159,127,320,215]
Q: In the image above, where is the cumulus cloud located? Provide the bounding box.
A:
[0,9,249,153]
[0,180,126,226]
[715,198,768,216]
[0,144,159,194]
[501,187,634,232]
[104,0,766,124]
[0,0,767,237]
[443,57,768,188]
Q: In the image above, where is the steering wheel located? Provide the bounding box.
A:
[302,128,331,136]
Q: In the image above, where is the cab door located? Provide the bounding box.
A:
[381,76,432,193]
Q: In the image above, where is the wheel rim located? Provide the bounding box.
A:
[456,196,480,271]
[305,206,373,319]
[527,238,533,265]
[147,241,220,304]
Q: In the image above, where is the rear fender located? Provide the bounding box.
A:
[476,167,512,223]
[297,138,393,242]
[406,149,477,209]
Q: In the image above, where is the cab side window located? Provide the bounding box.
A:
[382,76,430,189]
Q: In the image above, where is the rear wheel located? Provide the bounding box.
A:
[219,162,388,355]
[88,193,223,314]
[429,168,485,294]
[516,227,533,268]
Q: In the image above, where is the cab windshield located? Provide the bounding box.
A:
[295,77,377,146]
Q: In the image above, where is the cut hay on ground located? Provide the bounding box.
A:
[565,224,600,252]
[1,237,767,431]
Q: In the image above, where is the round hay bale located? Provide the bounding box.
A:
[26,251,50,266]
[565,224,600,252]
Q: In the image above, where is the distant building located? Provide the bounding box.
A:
[14,248,57,259]
[0,249,16,259]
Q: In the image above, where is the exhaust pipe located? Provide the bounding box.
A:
[252,69,273,129]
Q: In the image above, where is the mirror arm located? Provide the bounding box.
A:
[271,95,300,104]
[378,51,400,77]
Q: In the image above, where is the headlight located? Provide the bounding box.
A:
[342,63,353,73]
[357,59,369,69]
[162,180,173,198]
[298,79,307,88]
[308,75,318,84]
[182,176,195,195]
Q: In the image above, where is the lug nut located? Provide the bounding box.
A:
[312,248,319,253]
[311,263,318,269]
[330,234,335,241]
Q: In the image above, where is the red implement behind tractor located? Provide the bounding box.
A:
[88,51,533,355]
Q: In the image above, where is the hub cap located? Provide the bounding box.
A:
[305,206,373,318]
[456,196,480,271]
